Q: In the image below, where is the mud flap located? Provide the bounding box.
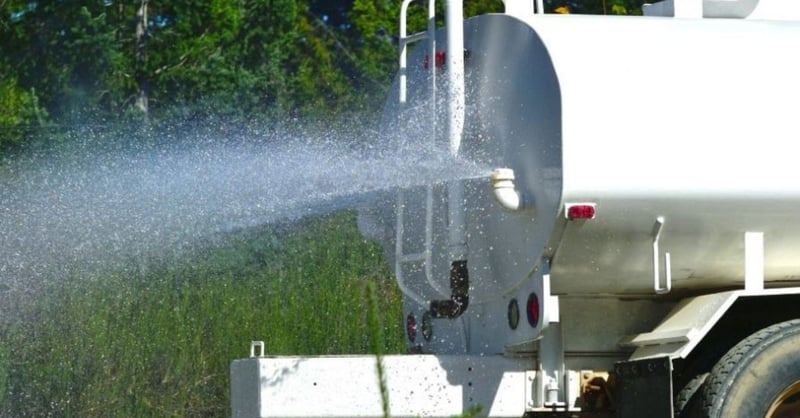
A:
[615,357,673,418]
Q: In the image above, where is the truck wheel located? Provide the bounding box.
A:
[702,319,800,418]
[674,373,707,418]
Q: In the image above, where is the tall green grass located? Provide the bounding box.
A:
[0,211,404,417]
[0,343,7,409]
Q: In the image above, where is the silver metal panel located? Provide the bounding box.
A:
[230,354,531,418]
[379,13,800,298]
[525,15,800,294]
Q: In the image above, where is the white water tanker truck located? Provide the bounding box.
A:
[231,0,800,416]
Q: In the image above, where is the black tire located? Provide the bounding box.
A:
[701,319,800,418]
[674,372,707,418]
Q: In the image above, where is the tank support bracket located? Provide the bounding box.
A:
[745,231,764,291]
[652,217,672,294]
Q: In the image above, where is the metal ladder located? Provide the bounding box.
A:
[394,0,450,305]
[394,188,438,306]
[398,0,437,105]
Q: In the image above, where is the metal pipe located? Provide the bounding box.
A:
[491,168,532,212]
[447,182,468,260]
[445,0,469,311]
[445,0,468,262]
[430,260,470,318]
[426,1,470,321]
[446,0,465,157]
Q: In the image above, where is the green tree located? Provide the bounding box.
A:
[349,0,397,102]
[143,0,246,120]
[1,2,127,121]
[236,0,299,118]
[288,2,359,116]
[0,0,643,138]
[0,72,46,150]
[549,0,644,14]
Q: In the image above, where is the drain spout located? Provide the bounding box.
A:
[491,168,532,212]
[430,260,470,318]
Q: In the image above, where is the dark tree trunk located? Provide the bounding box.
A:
[135,0,149,119]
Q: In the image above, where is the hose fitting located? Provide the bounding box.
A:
[491,168,531,212]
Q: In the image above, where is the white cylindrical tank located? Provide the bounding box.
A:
[474,14,800,295]
[377,12,800,301]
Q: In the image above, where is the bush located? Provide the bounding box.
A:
[0,76,46,152]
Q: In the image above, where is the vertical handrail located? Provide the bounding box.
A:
[398,0,415,104]
[399,0,437,106]
[395,190,430,306]
[427,0,437,147]
[424,186,441,294]
[396,1,446,301]
[397,1,473,308]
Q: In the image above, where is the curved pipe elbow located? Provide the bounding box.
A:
[430,260,469,319]
[494,184,523,211]
[491,168,532,212]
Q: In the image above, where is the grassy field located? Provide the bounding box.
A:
[0,211,405,417]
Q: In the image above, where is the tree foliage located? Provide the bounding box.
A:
[0,72,44,148]
[0,0,644,151]
[548,0,644,14]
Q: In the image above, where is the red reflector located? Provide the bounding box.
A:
[526,293,540,327]
[435,51,446,68]
[423,51,446,69]
[567,204,596,220]
[406,313,417,342]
